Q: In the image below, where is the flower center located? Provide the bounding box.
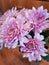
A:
[29,43,34,49]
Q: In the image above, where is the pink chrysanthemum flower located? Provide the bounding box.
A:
[0,12,31,48]
[27,6,49,33]
[20,34,47,62]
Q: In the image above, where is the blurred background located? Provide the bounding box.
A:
[0,0,49,13]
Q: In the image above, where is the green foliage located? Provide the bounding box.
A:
[41,30,49,38]
[42,54,49,61]
[45,38,49,44]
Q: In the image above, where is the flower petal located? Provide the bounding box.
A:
[34,33,44,40]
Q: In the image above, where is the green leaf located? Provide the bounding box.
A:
[41,30,49,38]
[45,38,49,44]
[42,54,49,61]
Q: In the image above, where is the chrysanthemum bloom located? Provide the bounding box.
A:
[20,34,47,62]
[27,6,49,33]
[0,11,31,48]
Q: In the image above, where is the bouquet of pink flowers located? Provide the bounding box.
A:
[0,6,49,62]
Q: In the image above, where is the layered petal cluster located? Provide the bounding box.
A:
[27,6,49,33]
[0,7,31,48]
[20,34,47,62]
